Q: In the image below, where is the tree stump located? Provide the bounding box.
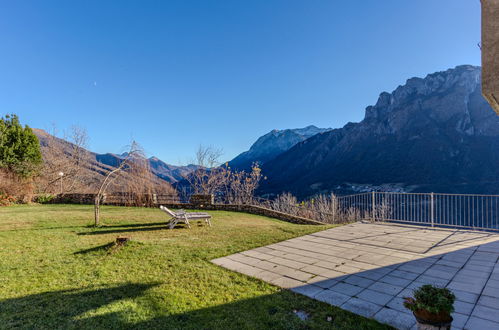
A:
[115,236,131,246]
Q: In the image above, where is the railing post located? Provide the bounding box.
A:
[372,191,376,221]
[430,192,435,227]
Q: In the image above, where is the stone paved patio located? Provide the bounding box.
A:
[212,222,499,329]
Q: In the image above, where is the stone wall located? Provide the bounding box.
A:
[46,193,323,225]
[482,0,499,114]
[161,203,324,225]
[189,194,215,206]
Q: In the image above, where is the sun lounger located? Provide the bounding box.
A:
[160,205,212,229]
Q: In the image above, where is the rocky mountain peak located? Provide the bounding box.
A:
[259,65,499,198]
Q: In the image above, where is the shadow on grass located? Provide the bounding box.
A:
[78,226,168,236]
[0,283,389,329]
[0,283,160,329]
[73,242,116,255]
[78,222,205,235]
[97,222,169,229]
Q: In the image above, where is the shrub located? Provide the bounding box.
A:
[404,284,455,315]
[0,192,17,206]
[35,193,56,204]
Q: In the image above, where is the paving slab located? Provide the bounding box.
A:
[211,222,499,329]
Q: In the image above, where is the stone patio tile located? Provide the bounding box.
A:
[212,223,499,328]
[357,270,389,281]
[329,282,364,296]
[415,274,449,287]
[465,316,499,329]
[271,265,313,282]
[447,281,484,295]
[451,312,469,329]
[486,279,499,289]
[442,253,472,262]
[386,296,411,313]
[470,251,498,262]
[453,274,489,287]
[457,268,491,279]
[253,260,280,271]
[434,259,466,268]
[387,251,416,260]
[374,307,415,330]
[357,288,394,306]
[380,275,412,287]
[313,260,343,270]
[315,289,350,307]
[389,269,420,281]
[211,257,228,266]
[452,289,480,304]
[275,245,325,259]
[222,260,263,276]
[300,264,345,278]
[263,249,288,257]
[482,285,499,298]
[282,253,320,264]
[335,251,363,260]
[372,256,414,267]
[454,300,475,316]
[253,270,282,282]
[251,246,275,254]
[340,297,383,318]
[369,282,405,296]
[267,256,307,269]
[397,263,430,275]
[322,255,351,264]
[290,284,324,299]
[471,304,499,323]
[307,276,338,289]
[477,295,499,309]
[463,263,494,273]
[423,267,458,280]
[374,307,416,330]
[269,276,305,289]
[343,275,375,288]
[241,250,274,260]
[226,253,262,266]
[346,260,381,270]
[334,264,363,274]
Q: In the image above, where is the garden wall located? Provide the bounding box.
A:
[46,193,322,225]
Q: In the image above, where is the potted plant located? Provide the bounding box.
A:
[403,284,455,330]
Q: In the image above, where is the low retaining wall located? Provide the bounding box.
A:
[46,193,322,225]
[162,203,323,225]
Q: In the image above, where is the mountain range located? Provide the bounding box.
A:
[33,129,186,194]
[34,65,499,198]
[257,65,499,197]
[228,125,330,171]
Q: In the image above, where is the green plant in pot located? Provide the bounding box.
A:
[404,284,455,328]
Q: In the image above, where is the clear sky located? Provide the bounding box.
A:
[0,0,481,165]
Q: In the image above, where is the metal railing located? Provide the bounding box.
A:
[335,192,499,231]
[215,192,499,230]
[175,190,499,230]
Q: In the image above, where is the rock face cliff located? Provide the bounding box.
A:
[229,125,330,171]
[259,65,499,197]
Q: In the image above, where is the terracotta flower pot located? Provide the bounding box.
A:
[413,310,453,330]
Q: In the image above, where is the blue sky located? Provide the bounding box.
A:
[0,0,481,165]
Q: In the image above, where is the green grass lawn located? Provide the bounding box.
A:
[0,204,391,329]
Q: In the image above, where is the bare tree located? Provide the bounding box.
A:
[185,145,227,195]
[184,146,263,204]
[94,141,143,226]
[224,163,262,204]
[36,126,92,193]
